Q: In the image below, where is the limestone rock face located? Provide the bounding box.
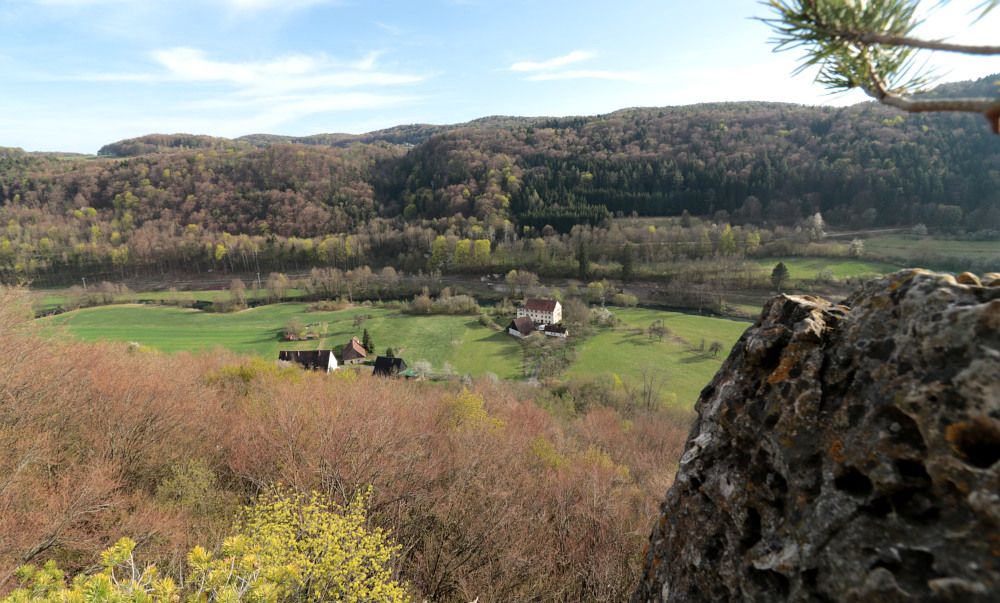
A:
[633,271,1000,602]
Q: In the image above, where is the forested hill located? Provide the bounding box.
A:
[4,77,1000,245]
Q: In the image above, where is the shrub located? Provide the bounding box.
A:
[3,490,408,603]
[283,317,305,340]
[815,268,835,283]
[403,290,479,315]
[609,292,638,307]
[310,298,349,312]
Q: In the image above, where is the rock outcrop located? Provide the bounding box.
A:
[634,270,1000,602]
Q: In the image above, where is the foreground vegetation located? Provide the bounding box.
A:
[4,490,407,603]
[2,288,692,601]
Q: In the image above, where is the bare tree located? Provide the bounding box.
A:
[229,278,246,308]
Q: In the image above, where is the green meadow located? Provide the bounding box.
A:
[568,307,750,407]
[752,256,900,282]
[40,303,524,380]
[31,288,308,314]
[38,302,752,404]
[862,235,1000,264]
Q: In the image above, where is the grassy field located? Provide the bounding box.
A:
[32,288,308,313]
[40,303,524,379]
[862,235,1000,264]
[568,308,750,407]
[752,256,900,281]
[38,301,752,405]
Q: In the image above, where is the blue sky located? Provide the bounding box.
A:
[2,0,999,152]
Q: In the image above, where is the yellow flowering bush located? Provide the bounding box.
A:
[3,490,408,603]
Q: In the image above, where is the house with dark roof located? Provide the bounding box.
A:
[278,350,338,373]
[341,336,367,365]
[507,316,535,338]
[373,356,407,377]
[541,323,569,338]
[517,298,562,326]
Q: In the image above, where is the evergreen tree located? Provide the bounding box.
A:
[385,347,394,358]
[620,243,635,282]
[362,328,374,354]
[771,261,790,292]
[576,240,590,280]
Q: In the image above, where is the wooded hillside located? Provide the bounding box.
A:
[2,76,998,281]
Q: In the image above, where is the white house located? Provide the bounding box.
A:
[278,350,338,373]
[517,298,562,326]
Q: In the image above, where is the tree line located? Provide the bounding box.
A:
[3,86,999,282]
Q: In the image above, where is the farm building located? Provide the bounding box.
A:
[278,350,338,373]
[373,356,407,377]
[507,316,535,338]
[341,336,367,364]
[517,298,562,326]
[541,323,569,338]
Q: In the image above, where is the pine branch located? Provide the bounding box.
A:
[761,0,1000,133]
[860,51,1000,133]
[848,32,1000,55]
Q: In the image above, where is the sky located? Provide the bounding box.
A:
[1,0,999,153]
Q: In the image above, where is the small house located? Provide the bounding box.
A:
[517,298,562,326]
[373,356,407,377]
[541,323,569,338]
[507,316,535,338]
[278,350,337,373]
[341,336,368,365]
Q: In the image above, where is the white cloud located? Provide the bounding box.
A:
[40,48,425,146]
[153,47,317,83]
[141,47,424,94]
[183,91,413,112]
[30,0,333,6]
[374,21,403,36]
[526,69,644,83]
[220,0,338,11]
[509,50,595,72]
[31,0,133,5]
[509,50,644,84]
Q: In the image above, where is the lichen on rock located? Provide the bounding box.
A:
[633,270,1000,602]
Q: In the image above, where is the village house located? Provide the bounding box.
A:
[373,356,407,377]
[517,298,562,326]
[278,350,338,373]
[507,316,535,338]
[540,323,569,338]
[340,336,367,365]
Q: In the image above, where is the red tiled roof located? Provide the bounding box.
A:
[524,298,558,312]
[342,336,367,360]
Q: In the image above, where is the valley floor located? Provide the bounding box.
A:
[38,301,750,407]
